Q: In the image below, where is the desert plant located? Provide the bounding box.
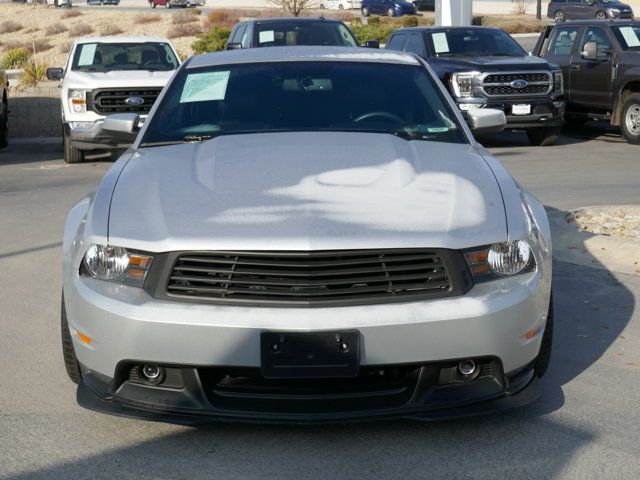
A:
[45,23,69,35]
[192,26,231,54]
[172,11,199,24]
[61,9,83,18]
[167,22,202,39]
[267,0,315,17]
[23,39,52,53]
[0,20,23,34]
[1,40,21,52]
[99,23,124,35]
[203,9,239,28]
[0,48,31,70]
[69,23,94,37]
[134,13,162,24]
[20,58,48,88]
[402,15,419,27]
[59,40,73,54]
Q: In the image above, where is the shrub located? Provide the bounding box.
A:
[1,40,22,52]
[402,15,418,27]
[99,23,124,35]
[172,11,199,24]
[0,20,23,34]
[20,58,48,88]
[367,16,380,25]
[192,26,231,54]
[166,22,202,39]
[59,40,73,54]
[69,23,94,37]
[134,13,161,24]
[23,39,52,53]
[61,9,82,18]
[45,23,68,35]
[0,48,31,70]
[350,23,396,44]
[203,10,239,28]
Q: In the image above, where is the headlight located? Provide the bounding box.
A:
[81,244,153,287]
[607,7,620,15]
[464,240,534,280]
[553,72,564,95]
[68,89,87,114]
[450,72,480,98]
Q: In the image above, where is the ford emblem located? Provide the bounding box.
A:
[125,96,145,106]
[510,79,528,89]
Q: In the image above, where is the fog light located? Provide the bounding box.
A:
[458,360,477,376]
[141,364,163,385]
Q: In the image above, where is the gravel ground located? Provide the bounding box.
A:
[571,206,640,241]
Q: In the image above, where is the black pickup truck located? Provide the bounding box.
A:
[386,26,565,145]
[533,20,640,144]
[0,69,7,148]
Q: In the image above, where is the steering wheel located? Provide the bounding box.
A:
[353,111,404,124]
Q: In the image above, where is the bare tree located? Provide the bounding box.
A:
[267,0,316,17]
[511,0,532,15]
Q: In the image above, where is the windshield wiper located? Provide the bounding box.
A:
[391,129,429,141]
[139,135,217,148]
[183,135,215,142]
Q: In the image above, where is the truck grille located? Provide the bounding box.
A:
[163,249,470,307]
[90,88,162,115]
[480,71,552,98]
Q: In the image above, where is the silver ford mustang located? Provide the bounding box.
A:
[61,47,553,423]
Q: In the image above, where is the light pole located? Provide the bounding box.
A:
[537,0,542,19]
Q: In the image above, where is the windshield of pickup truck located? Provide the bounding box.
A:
[612,25,640,50]
[140,61,465,147]
[255,21,359,47]
[71,42,179,72]
[429,28,526,57]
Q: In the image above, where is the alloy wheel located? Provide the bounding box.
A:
[625,104,640,136]
[596,11,606,19]
[554,10,564,22]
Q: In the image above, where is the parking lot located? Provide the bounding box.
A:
[1,122,639,479]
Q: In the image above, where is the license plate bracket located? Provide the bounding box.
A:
[261,331,360,379]
[512,104,531,115]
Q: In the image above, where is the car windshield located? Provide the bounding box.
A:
[428,28,526,57]
[140,61,466,147]
[71,42,179,72]
[255,21,359,47]
[612,25,640,50]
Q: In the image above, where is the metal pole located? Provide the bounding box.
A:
[537,0,542,20]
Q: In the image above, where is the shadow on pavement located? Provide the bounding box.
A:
[0,140,114,166]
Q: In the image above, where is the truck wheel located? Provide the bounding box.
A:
[553,10,565,22]
[526,126,561,146]
[621,93,640,145]
[0,96,8,148]
[61,295,82,385]
[534,292,554,378]
[63,129,83,163]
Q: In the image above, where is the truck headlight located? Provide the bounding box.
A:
[81,245,153,287]
[464,240,534,279]
[450,72,480,98]
[553,72,564,95]
[68,89,88,114]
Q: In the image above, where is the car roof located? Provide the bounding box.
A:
[546,19,639,26]
[238,17,344,25]
[391,25,503,33]
[187,46,421,69]
[76,36,173,44]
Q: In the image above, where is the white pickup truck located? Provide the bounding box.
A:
[47,36,180,163]
[0,68,8,148]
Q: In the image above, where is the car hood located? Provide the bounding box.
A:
[108,132,508,252]
[64,69,175,89]
[429,54,551,76]
[603,2,632,9]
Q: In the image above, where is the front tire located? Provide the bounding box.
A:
[63,128,83,163]
[621,93,640,145]
[554,10,565,22]
[61,295,82,385]
[387,7,395,16]
[526,125,561,146]
[534,293,554,378]
[0,97,8,149]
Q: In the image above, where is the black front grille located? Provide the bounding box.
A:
[90,88,162,115]
[484,84,550,96]
[163,249,470,307]
[483,72,550,84]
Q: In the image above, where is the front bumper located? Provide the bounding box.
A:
[459,99,565,129]
[64,121,137,151]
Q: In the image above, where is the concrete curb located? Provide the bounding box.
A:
[512,33,542,38]
[549,209,640,276]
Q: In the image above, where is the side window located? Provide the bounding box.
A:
[582,27,613,60]
[548,27,580,55]
[404,33,426,57]
[387,34,406,51]
[241,26,252,49]
[231,25,246,44]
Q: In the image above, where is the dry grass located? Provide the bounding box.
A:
[172,11,200,24]
[0,20,23,34]
[133,13,162,25]
[61,9,82,19]
[478,15,545,33]
[1,39,21,52]
[24,39,52,53]
[99,23,124,35]
[166,22,202,39]
[45,23,68,35]
[58,40,73,55]
[68,22,94,37]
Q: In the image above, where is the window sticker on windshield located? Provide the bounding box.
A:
[432,32,450,54]
[259,30,275,44]
[180,71,231,103]
[619,27,640,47]
[78,44,97,66]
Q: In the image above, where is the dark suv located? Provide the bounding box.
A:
[386,26,566,145]
[361,0,417,17]
[547,0,634,23]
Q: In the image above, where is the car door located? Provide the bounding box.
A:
[543,25,583,98]
[403,32,427,59]
[386,32,407,52]
[565,0,585,18]
[570,26,616,108]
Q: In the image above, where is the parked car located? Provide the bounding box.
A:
[46,36,181,163]
[534,20,640,144]
[319,0,361,9]
[361,0,417,17]
[412,0,435,11]
[46,0,71,7]
[148,0,187,8]
[547,0,634,22]
[87,0,119,5]
[386,26,566,145]
[61,46,554,423]
[226,18,361,49]
[0,69,7,148]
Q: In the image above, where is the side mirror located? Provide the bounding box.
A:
[46,67,64,81]
[466,108,506,135]
[103,113,140,135]
[581,41,598,60]
[364,40,380,49]
[226,43,242,50]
